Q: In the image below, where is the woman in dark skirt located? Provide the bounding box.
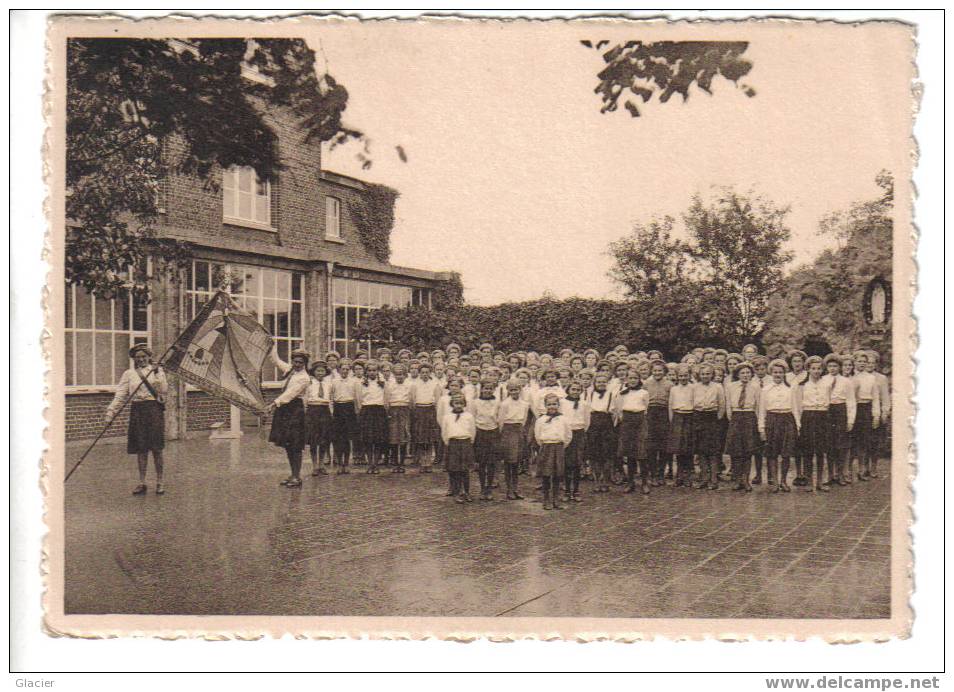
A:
[105,344,169,495]
[668,364,696,488]
[266,348,311,488]
[796,356,832,492]
[758,359,799,493]
[330,361,360,473]
[692,363,726,490]
[825,354,855,486]
[723,362,760,492]
[304,360,333,476]
[358,361,388,473]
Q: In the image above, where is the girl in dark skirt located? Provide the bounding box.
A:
[410,363,440,472]
[560,381,589,503]
[786,350,809,486]
[106,344,169,495]
[724,362,760,491]
[614,372,650,494]
[824,354,855,486]
[586,373,616,493]
[331,361,360,473]
[358,361,387,473]
[535,393,572,510]
[498,380,530,499]
[386,364,413,473]
[266,348,312,489]
[758,359,799,493]
[692,363,726,490]
[304,361,333,476]
[441,394,476,503]
[668,364,695,488]
[472,381,501,499]
[797,356,831,492]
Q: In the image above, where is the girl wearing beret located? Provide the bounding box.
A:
[266,347,312,488]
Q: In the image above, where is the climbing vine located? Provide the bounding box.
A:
[351,183,398,263]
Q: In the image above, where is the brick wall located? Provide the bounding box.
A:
[65,392,129,441]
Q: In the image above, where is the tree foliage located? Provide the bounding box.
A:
[582,40,755,118]
[762,172,893,366]
[67,38,360,299]
[608,189,793,342]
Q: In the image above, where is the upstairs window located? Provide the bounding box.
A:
[223,166,271,228]
[325,196,341,240]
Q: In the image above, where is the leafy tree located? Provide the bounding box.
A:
[582,40,756,118]
[607,216,693,298]
[686,189,794,341]
[67,38,359,299]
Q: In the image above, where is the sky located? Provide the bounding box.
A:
[313,20,911,305]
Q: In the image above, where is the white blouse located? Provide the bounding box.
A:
[106,366,169,418]
[534,413,572,446]
[497,397,530,426]
[441,410,476,443]
[560,397,591,431]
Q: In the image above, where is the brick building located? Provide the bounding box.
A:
[65,95,450,442]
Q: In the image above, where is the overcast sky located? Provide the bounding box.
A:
[316,20,910,305]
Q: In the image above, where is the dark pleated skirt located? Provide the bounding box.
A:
[305,404,332,448]
[127,400,165,454]
[827,403,850,452]
[565,428,585,467]
[724,410,759,457]
[411,404,439,444]
[764,411,798,459]
[445,437,475,473]
[388,405,411,445]
[269,398,305,452]
[525,411,538,447]
[474,427,500,465]
[668,411,694,455]
[332,401,358,446]
[361,404,388,446]
[644,405,670,454]
[537,442,565,477]
[586,411,616,461]
[617,410,648,460]
[852,402,874,457]
[499,423,524,465]
[799,409,829,458]
[693,410,722,456]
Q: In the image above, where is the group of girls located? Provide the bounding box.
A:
[263,342,891,508]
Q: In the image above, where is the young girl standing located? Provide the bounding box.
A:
[304,360,333,477]
[358,361,387,474]
[587,373,616,493]
[386,363,413,473]
[561,381,591,503]
[442,393,476,504]
[535,393,572,510]
[472,380,501,500]
[411,363,440,472]
[724,361,760,491]
[614,371,650,494]
[759,359,800,493]
[795,355,831,492]
[498,381,529,500]
[851,353,882,481]
[786,350,809,486]
[692,363,726,490]
[668,364,696,488]
[266,348,311,488]
[824,354,856,485]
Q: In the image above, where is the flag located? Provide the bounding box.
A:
[163,291,274,414]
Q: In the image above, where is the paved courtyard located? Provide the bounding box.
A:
[64,434,891,619]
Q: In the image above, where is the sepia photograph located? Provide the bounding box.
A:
[39,14,916,643]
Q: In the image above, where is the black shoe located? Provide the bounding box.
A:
[752,476,762,485]
[623,485,636,494]
[132,483,147,495]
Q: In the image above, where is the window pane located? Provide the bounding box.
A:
[347,280,359,305]
[373,283,384,308]
[223,186,235,218]
[211,263,227,292]
[74,287,92,329]
[346,306,358,335]
[223,168,234,191]
[65,332,74,386]
[333,278,347,304]
[254,189,269,224]
[334,307,346,339]
[65,284,73,328]
[238,166,252,192]
[116,290,131,331]
[292,273,302,301]
[75,332,92,385]
[263,299,277,336]
[277,308,289,338]
[94,295,112,330]
[403,287,413,307]
[276,272,290,301]
[291,302,301,337]
[114,334,131,383]
[95,333,113,385]
[358,280,371,306]
[195,262,209,292]
[230,269,245,296]
[132,293,148,332]
[244,268,259,300]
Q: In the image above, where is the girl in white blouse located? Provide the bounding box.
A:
[794,356,831,492]
[266,347,312,488]
[304,360,333,477]
[758,359,800,493]
[823,354,856,485]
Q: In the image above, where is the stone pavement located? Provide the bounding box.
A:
[64,435,891,619]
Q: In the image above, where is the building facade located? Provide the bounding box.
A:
[65,102,449,442]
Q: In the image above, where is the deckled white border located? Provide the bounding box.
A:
[13,8,936,672]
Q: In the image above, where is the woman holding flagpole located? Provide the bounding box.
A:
[267,346,311,488]
[105,343,169,496]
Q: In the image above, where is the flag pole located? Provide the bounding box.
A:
[64,340,177,483]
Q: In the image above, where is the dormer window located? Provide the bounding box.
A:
[325,196,342,240]
[223,165,271,229]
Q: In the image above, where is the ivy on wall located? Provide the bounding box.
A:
[351,183,398,263]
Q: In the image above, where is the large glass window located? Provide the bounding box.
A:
[186,260,304,383]
[223,165,271,228]
[64,275,150,388]
[332,278,422,357]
